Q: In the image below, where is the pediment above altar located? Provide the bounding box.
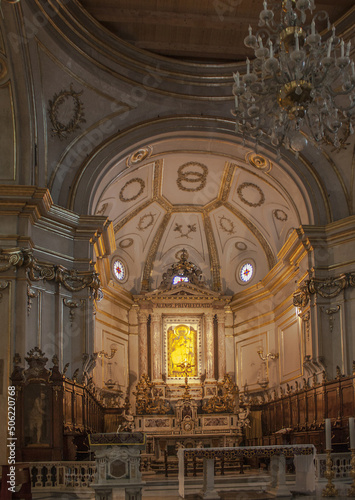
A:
[135,281,230,308]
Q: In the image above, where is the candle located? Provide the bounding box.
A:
[311,19,315,36]
[246,58,250,75]
[258,36,263,49]
[263,0,267,10]
[340,40,344,58]
[269,40,274,58]
[350,417,355,449]
[235,71,240,86]
[325,418,331,450]
[248,25,252,36]
[327,38,333,58]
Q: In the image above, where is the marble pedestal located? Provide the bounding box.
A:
[89,432,146,500]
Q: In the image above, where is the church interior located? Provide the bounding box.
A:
[0,0,355,497]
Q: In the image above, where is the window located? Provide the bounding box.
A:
[113,259,126,282]
[237,261,255,285]
[240,262,254,282]
[172,276,189,285]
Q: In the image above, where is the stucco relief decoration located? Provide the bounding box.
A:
[273,209,288,221]
[174,222,197,238]
[0,280,9,303]
[0,247,28,272]
[48,84,85,140]
[235,241,247,251]
[137,212,156,231]
[126,146,152,167]
[293,272,355,309]
[237,182,265,207]
[119,238,134,249]
[27,285,38,315]
[246,152,272,172]
[96,203,108,216]
[176,162,208,192]
[25,251,100,298]
[63,298,83,325]
[158,249,205,290]
[219,215,235,235]
[119,178,145,202]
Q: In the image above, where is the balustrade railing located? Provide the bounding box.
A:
[315,452,351,480]
[29,462,96,489]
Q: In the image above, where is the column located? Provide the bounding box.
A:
[138,311,148,377]
[205,313,215,382]
[151,312,163,382]
[216,311,226,381]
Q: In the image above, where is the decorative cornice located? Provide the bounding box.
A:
[293,272,355,308]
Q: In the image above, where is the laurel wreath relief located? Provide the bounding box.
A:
[48,84,85,139]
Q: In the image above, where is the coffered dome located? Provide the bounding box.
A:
[92,136,312,295]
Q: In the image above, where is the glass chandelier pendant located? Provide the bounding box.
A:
[232,0,355,156]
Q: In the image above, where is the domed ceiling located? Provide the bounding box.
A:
[93,138,312,295]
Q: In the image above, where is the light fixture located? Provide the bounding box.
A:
[232,0,355,156]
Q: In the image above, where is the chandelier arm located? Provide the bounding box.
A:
[327,84,355,99]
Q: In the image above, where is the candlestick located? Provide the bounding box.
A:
[325,418,331,450]
[322,450,338,497]
[350,418,355,450]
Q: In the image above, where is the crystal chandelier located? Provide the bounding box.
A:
[232,0,355,156]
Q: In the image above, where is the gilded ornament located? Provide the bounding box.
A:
[48,84,85,140]
[203,215,221,292]
[133,374,170,415]
[246,152,272,172]
[158,249,205,290]
[119,178,145,202]
[126,146,152,167]
[202,374,238,413]
[176,162,208,192]
[237,182,265,207]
